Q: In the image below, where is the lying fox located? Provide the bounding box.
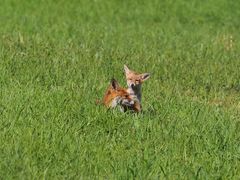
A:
[124,65,150,111]
[101,78,141,112]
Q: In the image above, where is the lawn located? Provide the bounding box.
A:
[0,0,240,179]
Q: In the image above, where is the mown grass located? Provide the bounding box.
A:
[0,0,240,179]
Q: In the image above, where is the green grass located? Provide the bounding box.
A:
[1,0,240,179]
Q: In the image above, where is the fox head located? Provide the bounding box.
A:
[124,65,150,90]
[103,78,135,111]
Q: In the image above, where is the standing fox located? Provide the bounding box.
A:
[101,78,141,112]
[124,65,150,111]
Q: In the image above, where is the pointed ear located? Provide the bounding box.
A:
[141,73,150,81]
[124,64,131,74]
[111,78,119,90]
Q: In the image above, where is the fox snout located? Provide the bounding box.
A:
[127,81,138,88]
[121,99,134,107]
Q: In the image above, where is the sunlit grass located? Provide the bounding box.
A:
[0,0,240,179]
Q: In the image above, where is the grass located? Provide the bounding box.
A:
[0,0,240,179]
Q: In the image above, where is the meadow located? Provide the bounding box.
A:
[0,0,240,179]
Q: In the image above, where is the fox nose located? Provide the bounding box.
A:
[130,84,134,88]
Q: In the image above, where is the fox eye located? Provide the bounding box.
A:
[125,95,129,98]
[128,78,132,81]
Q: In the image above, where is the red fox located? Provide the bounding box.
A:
[124,65,150,111]
[101,78,141,112]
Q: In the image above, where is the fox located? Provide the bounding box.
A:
[100,78,141,112]
[124,65,150,111]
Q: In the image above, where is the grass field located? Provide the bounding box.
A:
[1,0,240,179]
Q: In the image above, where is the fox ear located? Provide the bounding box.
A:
[141,73,150,81]
[124,65,131,74]
[111,78,119,90]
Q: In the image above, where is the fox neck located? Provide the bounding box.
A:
[127,85,142,102]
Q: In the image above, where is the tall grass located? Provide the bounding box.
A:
[0,0,240,178]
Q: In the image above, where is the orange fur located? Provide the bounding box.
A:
[102,78,141,113]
